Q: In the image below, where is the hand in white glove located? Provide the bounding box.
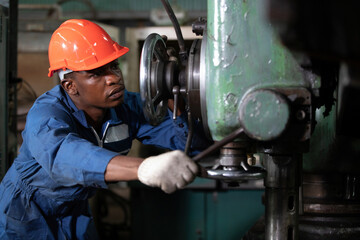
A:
[137,150,198,194]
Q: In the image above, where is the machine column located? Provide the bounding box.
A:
[264,154,302,240]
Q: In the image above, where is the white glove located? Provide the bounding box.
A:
[137,150,198,194]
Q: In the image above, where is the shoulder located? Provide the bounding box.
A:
[33,85,68,110]
[124,90,141,105]
[26,85,74,127]
[121,90,143,113]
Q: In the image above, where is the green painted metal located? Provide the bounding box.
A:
[303,105,336,172]
[303,96,360,173]
[239,89,290,141]
[303,64,360,173]
[205,0,310,141]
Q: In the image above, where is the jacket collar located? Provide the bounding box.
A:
[61,87,123,129]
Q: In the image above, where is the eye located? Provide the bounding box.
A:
[89,73,100,79]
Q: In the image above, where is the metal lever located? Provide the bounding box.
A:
[192,128,245,162]
[172,86,180,120]
[192,127,265,180]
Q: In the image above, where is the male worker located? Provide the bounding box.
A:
[0,19,207,239]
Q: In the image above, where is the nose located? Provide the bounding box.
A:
[105,72,122,86]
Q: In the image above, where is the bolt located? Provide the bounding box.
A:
[247,155,257,166]
[296,109,306,121]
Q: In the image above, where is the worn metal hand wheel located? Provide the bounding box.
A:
[139,33,170,125]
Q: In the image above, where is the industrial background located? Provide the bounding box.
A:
[1,0,360,239]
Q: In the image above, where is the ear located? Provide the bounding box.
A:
[60,79,78,95]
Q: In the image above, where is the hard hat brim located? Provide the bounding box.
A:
[48,45,129,77]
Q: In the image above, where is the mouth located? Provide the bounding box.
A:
[108,86,125,100]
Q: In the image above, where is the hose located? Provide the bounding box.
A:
[160,0,188,63]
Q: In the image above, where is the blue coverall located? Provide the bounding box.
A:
[0,85,206,239]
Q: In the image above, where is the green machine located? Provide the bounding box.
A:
[139,0,360,239]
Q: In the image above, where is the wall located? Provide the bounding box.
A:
[19,0,207,12]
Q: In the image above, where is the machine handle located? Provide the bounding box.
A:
[172,86,180,120]
[192,127,244,162]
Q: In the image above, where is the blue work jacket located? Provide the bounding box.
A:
[0,85,207,240]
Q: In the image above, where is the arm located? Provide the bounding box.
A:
[27,106,197,193]
[105,151,198,193]
[136,110,212,155]
[104,155,143,182]
[25,103,120,188]
[122,91,211,154]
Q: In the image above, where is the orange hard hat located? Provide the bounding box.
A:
[48,19,129,77]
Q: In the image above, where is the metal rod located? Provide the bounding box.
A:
[172,86,180,120]
[192,128,244,162]
[184,109,193,155]
[264,154,301,240]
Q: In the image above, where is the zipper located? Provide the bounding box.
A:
[90,122,110,148]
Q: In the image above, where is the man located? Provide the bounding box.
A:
[0,19,207,239]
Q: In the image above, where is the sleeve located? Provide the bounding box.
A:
[125,92,212,155]
[24,104,118,188]
[136,110,188,151]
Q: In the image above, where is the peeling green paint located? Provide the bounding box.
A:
[206,0,310,141]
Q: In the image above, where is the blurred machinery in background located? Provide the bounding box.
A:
[0,1,18,180]
[139,0,360,239]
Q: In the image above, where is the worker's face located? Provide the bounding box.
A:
[70,60,125,109]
